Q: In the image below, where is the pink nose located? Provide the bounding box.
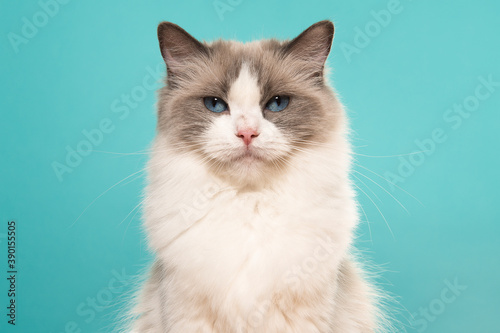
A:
[236,128,259,146]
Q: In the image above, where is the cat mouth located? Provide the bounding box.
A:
[206,145,281,166]
[235,148,263,163]
[239,150,259,160]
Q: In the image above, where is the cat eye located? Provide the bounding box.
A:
[265,96,290,112]
[204,97,228,113]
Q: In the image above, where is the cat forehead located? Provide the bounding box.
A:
[228,63,260,109]
[200,39,286,96]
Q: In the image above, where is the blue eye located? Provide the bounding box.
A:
[204,97,228,113]
[265,96,290,112]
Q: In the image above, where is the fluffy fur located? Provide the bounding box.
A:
[129,21,385,332]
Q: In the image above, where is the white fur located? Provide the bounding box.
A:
[130,64,381,332]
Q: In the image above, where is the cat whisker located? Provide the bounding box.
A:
[353,180,395,240]
[351,181,373,244]
[122,200,144,243]
[290,138,425,158]
[289,144,413,213]
[352,173,381,203]
[354,170,409,214]
[354,163,424,207]
[68,167,147,230]
[119,201,144,227]
[92,149,154,156]
[286,145,401,237]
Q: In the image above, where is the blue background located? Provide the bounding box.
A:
[1,0,499,332]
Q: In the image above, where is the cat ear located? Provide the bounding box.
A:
[157,22,208,72]
[282,20,334,72]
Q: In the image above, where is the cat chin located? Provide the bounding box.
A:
[207,154,285,188]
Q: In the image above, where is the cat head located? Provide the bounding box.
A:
[155,21,343,187]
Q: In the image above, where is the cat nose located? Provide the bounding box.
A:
[236,128,259,146]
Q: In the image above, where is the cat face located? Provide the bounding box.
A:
[156,21,341,185]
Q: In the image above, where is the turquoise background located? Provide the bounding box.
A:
[1,0,499,332]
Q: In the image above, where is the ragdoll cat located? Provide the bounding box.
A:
[130,20,385,332]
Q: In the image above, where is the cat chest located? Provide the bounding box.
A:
[166,195,341,298]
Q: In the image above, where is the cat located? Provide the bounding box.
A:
[129,20,387,332]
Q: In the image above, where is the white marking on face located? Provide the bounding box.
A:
[227,63,262,133]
